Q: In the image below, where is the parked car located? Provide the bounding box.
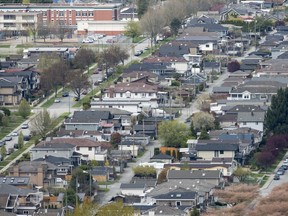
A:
[11,131,18,136]
[277,169,284,175]
[134,50,143,56]
[274,174,280,180]
[14,144,19,149]
[24,135,31,141]
[54,98,61,103]
[281,164,288,170]
[21,123,29,129]
[5,136,12,141]
[82,38,93,43]
[73,97,80,101]
[62,92,69,97]
[82,90,88,95]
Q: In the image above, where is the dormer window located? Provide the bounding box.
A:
[126,91,131,98]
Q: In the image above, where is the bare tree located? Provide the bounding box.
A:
[140,8,165,48]
[69,70,90,99]
[73,48,96,72]
[37,23,50,42]
[53,21,71,42]
[191,112,215,131]
[30,109,52,139]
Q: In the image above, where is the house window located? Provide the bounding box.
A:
[256,122,258,125]
[135,93,138,96]
[260,95,267,100]
[142,93,146,97]
[220,150,224,154]
[23,211,29,214]
[4,15,16,20]
[120,93,123,97]
[88,147,92,151]
[243,94,249,99]
[214,151,219,157]
[206,44,209,48]
[76,11,81,16]
[176,201,181,206]
[243,122,247,125]
[149,93,152,96]
[76,147,80,151]
[82,11,87,16]
[89,11,94,16]
[59,11,64,16]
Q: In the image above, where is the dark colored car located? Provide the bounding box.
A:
[277,169,284,175]
[274,174,280,180]
[62,92,69,97]
[0,140,5,147]
[281,165,288,170]
[24,135,31,141]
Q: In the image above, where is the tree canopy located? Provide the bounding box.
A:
[265,88,288,135]
[18,99,31,119]
[158,120,190,148]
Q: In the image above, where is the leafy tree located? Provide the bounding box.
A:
[18,99,31,119]
[69,70,90,99]
[191,112,215,131]
[67,199,99,216]
[0,107,11,116]
[2,115,9,127]
[170,17,181,36]
[63,188,79,207]
[190,121,197,137]
[133,165,157,178]
[233,167,251,182]
[110,132,121,148]
[18,131,24,149]
[256,151,275,170]
[0,146,7,159]
[73,48,96,71]
[53,61,70,89]
[157,168,168,184]
[37,53,60,71]
[70,167,95,196]
[30,109,51,139]
[191,207,200,216]
[124,21,141,43]
[158,120,190,148]
[199,129,210,140]
[97,201,135,216]
[0,112,3,126]
[265,88,288,135]
[227,60,240,72]
[137,0,150,19]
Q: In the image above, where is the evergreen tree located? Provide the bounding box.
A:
[265,88,288,135]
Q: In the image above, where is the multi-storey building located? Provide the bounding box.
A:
[0,3,122,26]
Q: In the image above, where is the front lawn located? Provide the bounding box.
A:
[0,113,25,140]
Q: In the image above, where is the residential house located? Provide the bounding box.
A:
[125,62,176,76]
[0,77,23,105]
[143,57,191,76]
[133,124,157,139]
[203,61,221,74]
[256,59,288,76]
[167,170,222,186]
[157,41,199,57]
[150,153,173,164]
[187,21,228,38]
[89,167,114,182]
[237,111,265,132]
[195,142,239,161]
[37,138,110,163]
[9,161,58,188]
[30,142,81,166]
[152,187,198,208]
[91,82,160,113]
[0,177,31,189]
[220,4,256,21]
[141,205,188,216]
[122,71,158,84]
[118,140,143,157]
[164,157,237,177]
[120,183,146,196]
[227,80,286,101]
[0,184,43,216]
[64,110,112,131]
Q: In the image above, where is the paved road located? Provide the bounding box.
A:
[98,140,160,205]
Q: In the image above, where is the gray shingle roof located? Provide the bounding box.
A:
[152,188,197,200]
[167,170,221,180]
[151,153,173,160]
[237,111,265,122]
[0,184,35,196]
[120,183,146,189]
[65,110,111,124]
[195,143,239,151]
[142,205,186,216]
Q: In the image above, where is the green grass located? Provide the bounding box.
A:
[0,44,10,48]
[16,44,33,48]
[133,36,145,43]
[266,151,286,173]
[259,175,269,187]
[98,188,110,192]
[41,96,57,108]
[0,113,69,171]
[0,114,25,140]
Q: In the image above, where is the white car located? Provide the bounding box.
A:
[11,131,18,136]
[82,38,93,43]
[54,99,61,103]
